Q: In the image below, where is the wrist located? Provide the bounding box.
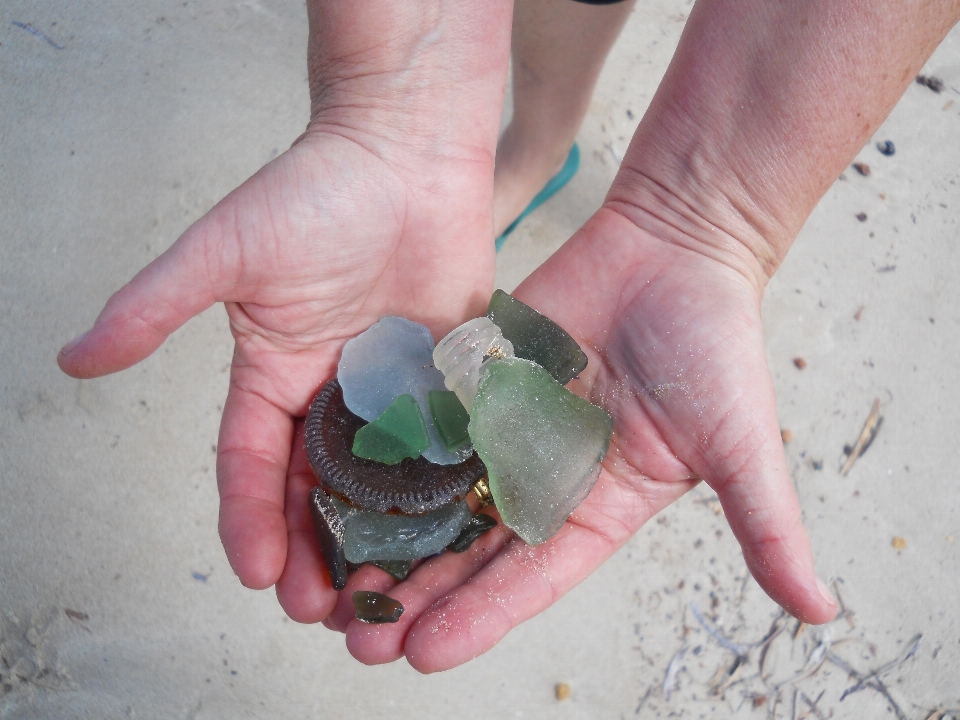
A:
[306,0,512,161]
[602,0,960,290]
[604,159,782,296]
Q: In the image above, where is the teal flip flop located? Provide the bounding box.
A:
[495,143,580,251]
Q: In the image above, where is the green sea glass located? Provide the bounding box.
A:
[428,389,472,451]
[468,357,612,545]
[486,289,588,385]
[352,394,430,465]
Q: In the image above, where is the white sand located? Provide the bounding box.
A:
[2,1,959,717]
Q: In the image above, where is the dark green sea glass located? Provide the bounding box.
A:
[368,559,412,581]
[447,513,498,553]
[352,591,404,624]
[486,289,588,385]
[352,394,430,465]
[428,389,472,451]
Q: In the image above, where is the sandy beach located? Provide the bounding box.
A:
[2,1,959,717]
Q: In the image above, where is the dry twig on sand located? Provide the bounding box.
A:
[826,633,922,720]
[840,399,882,475]
[662,646,686,701]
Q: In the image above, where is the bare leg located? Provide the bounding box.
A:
[493,0,636,237]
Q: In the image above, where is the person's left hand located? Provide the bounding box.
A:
[320,205,836,672]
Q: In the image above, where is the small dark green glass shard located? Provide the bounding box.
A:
[368,559,412,581]
[352,394,430,465]
[352,591,404,624]
[486,289,588,385]
[428,389,472,451]
[447,513,498,553]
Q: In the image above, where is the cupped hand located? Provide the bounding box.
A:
[57,127,497,618]
[330,206,836,673]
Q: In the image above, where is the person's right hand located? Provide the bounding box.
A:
[57,121,499,617]
[57,0,515,625]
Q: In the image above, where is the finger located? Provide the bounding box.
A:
[275,462,340,624]
[664,339,839,624]
[707,414,838,624]
[402,523,610,673]
[650,351,838,622]
[343,511,512,665]
[217,382,292,589]
[57,209,236,378]
[402,471,692,673]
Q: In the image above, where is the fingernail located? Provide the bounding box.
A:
[59,329,89,356]
[816,576,837,608]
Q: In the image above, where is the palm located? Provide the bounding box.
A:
[58,128,496,595]
[331,208,833,672]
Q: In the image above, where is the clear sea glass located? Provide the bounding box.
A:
[433,317,514,411]
[468,357,612,545]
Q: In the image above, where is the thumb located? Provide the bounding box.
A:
[704,390,838,625]
[57,211,235,379]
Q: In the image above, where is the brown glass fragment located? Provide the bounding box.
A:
[308,486,348,591]
[447,513,498,553]
[304,380,487,515]
[352,591,404,623]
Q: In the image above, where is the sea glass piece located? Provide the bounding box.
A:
[305,381,486,515]
[352,394,430,465]
[353,591,404,624]
[308,486,348,591]
[368,559,412,582]
[338,316,470,464]
[447,512,498,553]
[433,317,514,411]
[486,289,588,385]
[468,357,612,545]
[428,390,471,451]
[331,497,472,563]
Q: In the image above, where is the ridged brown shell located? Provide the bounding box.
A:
[304,380,486,515]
